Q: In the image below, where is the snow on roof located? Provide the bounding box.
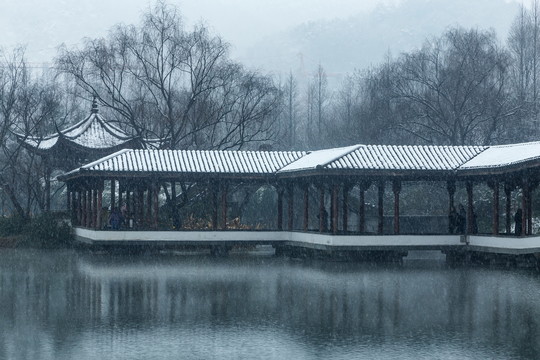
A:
[79,149,307,175]
[327,145,486,171]
[20,109,137,151]
[279,145,361,172]
[59,141,540,181]
[459,141,540,169]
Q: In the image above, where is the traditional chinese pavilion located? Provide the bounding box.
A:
[16,99,147,210]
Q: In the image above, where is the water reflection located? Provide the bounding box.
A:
[0,249,539,359]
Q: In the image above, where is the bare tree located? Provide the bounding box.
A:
[57,1,281,151]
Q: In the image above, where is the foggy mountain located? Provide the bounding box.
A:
[240,0,519,79]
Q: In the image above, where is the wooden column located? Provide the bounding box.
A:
[211,184,218,230]
[137,188,144,228]
[466,181,474,234]
[319,186,325,233]
[331,184,339,234]
[490,180,500,235]
[77,190,82,226]
[146,184,152,226]
[287,183,294,231]
[393,180,401,235]
[96,183,103,230]
[221,183,228,230]
[90,189,96,228]
[358,181,370,233]
[71,190,77,225]
[277,186,284,231]
[66,188,71,214]
[522,178,528,236]
[81,189,87,227]
[118,182,123,210]
[126,189,131,218]
[110,179,116,210]
[447,180,456,211]
[527,181,534,235]
[377,181,384,235]
[342,184,349,233]
[505,183,512,234]
[152,182,159,229]
[303,184,309,232]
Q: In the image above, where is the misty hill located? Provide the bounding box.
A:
[240,0,519,79]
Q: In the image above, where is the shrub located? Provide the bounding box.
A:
[0,215,28,236]
[25,212,72,248]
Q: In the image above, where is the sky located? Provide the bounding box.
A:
[0,0,402,65]
[0,0,524,71]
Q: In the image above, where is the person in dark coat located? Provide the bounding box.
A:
[514,208,523,236]
[109,207,122,230]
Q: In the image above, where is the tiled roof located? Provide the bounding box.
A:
[459,141,540,169]
[78,149,306,175]
[18,108,138,151]
[59,141,540,181]
[326,145,486,171]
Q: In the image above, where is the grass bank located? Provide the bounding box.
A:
[0,212,72,248]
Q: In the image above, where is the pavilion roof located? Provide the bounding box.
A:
[16,100,142,153]
[58,141,540,182]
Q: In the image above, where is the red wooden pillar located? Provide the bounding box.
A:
[331,184,339,234]
[146,184,152,226]
[110,179,116,211]
[137,187,144,228]
[277,186,284,231]
[87,189,93,228]
[118,182,123,210]
[287,183,294,231]
[77,189,82,226]
[152,182,159,229]
[126,189,131,218]
[377,181,384,235]
[96,182,103,230]
[466,181,474,234]
[342,184,349,233]
[393,180,401,235]
[447,180,456,212]
[81,189,87,227]
[303,184,309,231]
[71,190,77,225]
[221,183,228,230]
[66,187,71,214]
[211,183,218,230]
[489,180,500,235]
[505,182,512,234]
[358,181,370,233]
[319,186,326,233]
[522,178,528,236]
[92,189,97,228]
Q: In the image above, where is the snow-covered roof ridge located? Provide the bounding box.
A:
[458,141,540,170]
[278,144,362,173]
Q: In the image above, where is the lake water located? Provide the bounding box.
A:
[0,248,539,360]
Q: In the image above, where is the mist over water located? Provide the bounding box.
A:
[0,249,538,359]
